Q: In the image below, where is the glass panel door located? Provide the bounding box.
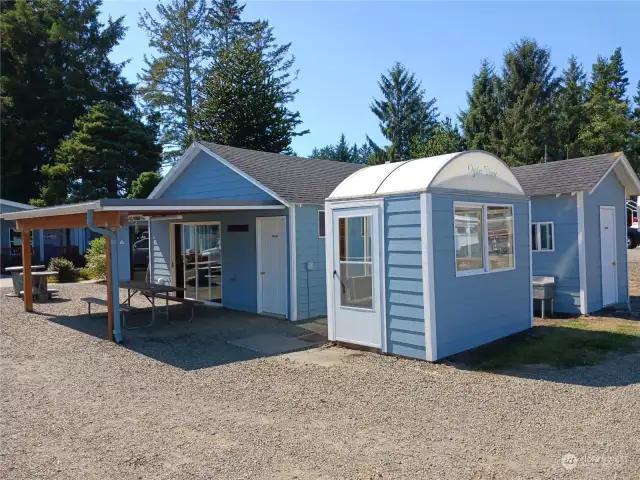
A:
[180,223,222,303]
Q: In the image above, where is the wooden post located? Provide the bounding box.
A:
[21,230,33,312]
[104,234,114,341]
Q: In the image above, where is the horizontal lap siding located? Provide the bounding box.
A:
[530,195,580,313]
[150,219,171,284]
[432,194,531,359]
[295,205,327,319]
[160,151,274,201]
[584,172,628,311]
[385,195,425,360]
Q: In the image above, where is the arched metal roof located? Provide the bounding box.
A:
[329,151,526,200]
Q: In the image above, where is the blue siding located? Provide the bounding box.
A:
[530,195,581,314]
[384,195,426,360]
[160,151,275,201]
[150,210,288,315]
[295,205,327,319]
[116,227,130,281]
[432,194,531,359]
[584,172,628,311]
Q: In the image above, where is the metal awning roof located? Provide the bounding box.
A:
[0,198,285,221]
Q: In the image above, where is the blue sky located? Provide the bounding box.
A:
[101,1,640,157]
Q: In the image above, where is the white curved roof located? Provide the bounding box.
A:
[329,151,526,199]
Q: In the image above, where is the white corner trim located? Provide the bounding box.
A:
[197,142,290,207]
[324,202,335,341]
[624,188,631,311]
[148,143,200,199]
[589,154,640,196]
[528,201,534,327]
[576,191,588,314]
[288,206,298,321]
[256,217,263,314]
[421,193,438,361]
[379,203,388,354]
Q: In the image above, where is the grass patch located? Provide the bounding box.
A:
[451,318,640,370]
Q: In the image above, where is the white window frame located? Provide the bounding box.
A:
[454,201,516,277]
[318,210,325,238]
[531,222,555,252]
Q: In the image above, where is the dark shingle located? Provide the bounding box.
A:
[198,141,365,204]
[511,153,621,196]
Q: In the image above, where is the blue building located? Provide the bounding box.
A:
[0,199,90,270]
[325,151,532,361]
[145,141,363,320]
[513,153,640,315]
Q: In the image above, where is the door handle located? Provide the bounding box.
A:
[612,261,616,266]
[333,270,346,294]
[261,272,265,275]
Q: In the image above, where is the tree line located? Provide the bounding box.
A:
[313,39,640,171]
[1,0,306,205]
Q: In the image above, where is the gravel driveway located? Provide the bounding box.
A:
[1,282,639,479]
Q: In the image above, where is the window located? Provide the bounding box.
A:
[531,222,554,252]
[338,216,373,309]
[454,203,515,275]
[318,210,325,238]
[9,229,32,247]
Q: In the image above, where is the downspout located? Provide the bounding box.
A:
[87,209,123,343]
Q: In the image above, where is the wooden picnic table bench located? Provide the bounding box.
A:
[152,293,204,323]
[81,297,135,318]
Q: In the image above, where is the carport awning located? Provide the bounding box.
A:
[0,198,285,229]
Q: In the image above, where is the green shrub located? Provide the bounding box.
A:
[77,267,92,280]
[48,257,76,283]
[85,237,107,280]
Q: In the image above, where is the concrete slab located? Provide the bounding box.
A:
[282,346,367,367]
[228,333,314,355]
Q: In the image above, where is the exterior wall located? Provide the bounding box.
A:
[116,227,130,281]
[159,151,275,201]
[432,194,531,359]
[530,194,581,314]
[150,209,288,315]
[384,195,425,360]
[295,205,327,319]
[584,172,628,311]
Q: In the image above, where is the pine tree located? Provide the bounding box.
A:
[194,23,308,152]
[555,55,587,159]
[579,48,632,156]
[309,134,368,163]
[497,38,560,165]
[0,0,133,203]
[128,171,163,199]
[369,62,438,161]
[459,60,501,152]
[410,117,466,158]
[36,103,162,205]
[208,0,254,53]
[628,81,640,173]
[138,0,210,164]
[334,134,352,162]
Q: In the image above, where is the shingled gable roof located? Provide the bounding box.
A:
[151,141,366,205]
[511,152,640,197]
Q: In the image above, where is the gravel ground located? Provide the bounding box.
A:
[1,283,640,479]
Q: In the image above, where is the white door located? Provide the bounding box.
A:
[332,207,382,348]
[258,217,287,316]
[600,206,618,306]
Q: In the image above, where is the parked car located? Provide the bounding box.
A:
[132,236,149,267]
[627,227,640,249]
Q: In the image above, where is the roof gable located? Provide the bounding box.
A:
[150,142,366,205]
[511,153,640,196]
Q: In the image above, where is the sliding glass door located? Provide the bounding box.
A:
[180,222,221,304]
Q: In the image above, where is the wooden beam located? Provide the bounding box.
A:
[21,230,33,312]
[104,234,114,342]
[16,211,127,231]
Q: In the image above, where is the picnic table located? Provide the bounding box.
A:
[118,280,201,329]
[20,271,58,302]
[5,265,45,295]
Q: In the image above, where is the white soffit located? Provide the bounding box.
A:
[329,151,526,199]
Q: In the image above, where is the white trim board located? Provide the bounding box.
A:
[528,201,534,327]
[576,191,588,314]
[324,202,335,340]
[256,216,288,317]
[421,193,438,361]
[589,154,640,196]
[288,206,298,321]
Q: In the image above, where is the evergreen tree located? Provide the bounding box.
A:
[138,0,210,164]
[36,103,162,205]
[208,0,254,53]
[334,134,352,162]
[579,48,632,157]
[309,134,369,163]
[194,23,308,152]
[410,117,466,158]
[628,81,640,173]
[555,55,587,159]
[497,38,561,165]
[0,0,132,203]
[128,171,163,199]
[369,62,438,161]
[459,60,501,152]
